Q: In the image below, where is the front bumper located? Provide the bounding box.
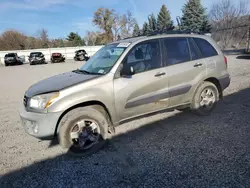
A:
[29,59,45,63]
[5,60,17,64]
[19,104,63,140]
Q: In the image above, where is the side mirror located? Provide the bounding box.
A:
[120,64,135,77]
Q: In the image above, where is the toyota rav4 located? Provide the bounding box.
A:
[20,33,230,156]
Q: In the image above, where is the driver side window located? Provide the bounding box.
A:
[124,40,161,74]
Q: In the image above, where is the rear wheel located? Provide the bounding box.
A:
[5,63,9,66]
[58,106,109,156]
[191,81,219,116]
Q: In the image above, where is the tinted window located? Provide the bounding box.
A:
[5,53,16,57]
[124,40,161,74]
[193,38,218,58]
[30,52,42,57]
[164,38,190,65]
[188,38,202,60]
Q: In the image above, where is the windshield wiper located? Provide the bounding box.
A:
[72,69,91,74]
[73,69,104,75]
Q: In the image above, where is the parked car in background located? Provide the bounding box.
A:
[28,52,46,65]
[74,49,90,61]
[51,53,65,63]
[20,32,230,156]
[4,53,23,66]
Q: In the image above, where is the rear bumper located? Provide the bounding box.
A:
[51,58,64,62]
[219,74,230,91]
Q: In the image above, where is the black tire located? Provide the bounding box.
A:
[58,106,109,156]
[191,81,219,116]
[5,63,9,67]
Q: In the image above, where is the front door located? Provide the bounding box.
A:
[113,39,170,121]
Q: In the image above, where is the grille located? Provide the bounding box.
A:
[23,95,28,107]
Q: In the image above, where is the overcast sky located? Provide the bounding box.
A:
[0,0,243,38]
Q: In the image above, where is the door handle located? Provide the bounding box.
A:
[194,63,203,67]
[155,72,166,77]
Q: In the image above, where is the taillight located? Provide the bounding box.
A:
[224,55,228,68]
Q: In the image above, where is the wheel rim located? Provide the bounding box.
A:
[199,88,216,110]
[70,119,100,150]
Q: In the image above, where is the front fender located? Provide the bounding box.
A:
[48,87,118,124]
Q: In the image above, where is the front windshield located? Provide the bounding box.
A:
[30,53,41,57]
[79,43,127,75]
[5,53,16,57]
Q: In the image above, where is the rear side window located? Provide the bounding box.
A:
[164,38,191,65]
[193,38,218,58]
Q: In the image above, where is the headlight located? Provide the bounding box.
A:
[29,92,59,110]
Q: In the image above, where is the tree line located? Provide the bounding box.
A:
[0,0,249,51]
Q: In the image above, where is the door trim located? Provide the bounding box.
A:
[125,84,192,109]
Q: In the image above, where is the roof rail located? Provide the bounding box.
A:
[147,29,203,36]
[121,29,204,41]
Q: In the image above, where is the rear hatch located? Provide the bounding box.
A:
[52,53,62,59]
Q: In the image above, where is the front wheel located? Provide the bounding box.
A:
[191,81,219,116]
[58,106,109,156]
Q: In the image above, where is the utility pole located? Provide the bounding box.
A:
[247,26,250,53]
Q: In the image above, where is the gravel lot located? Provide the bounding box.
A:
[1,56,250,188]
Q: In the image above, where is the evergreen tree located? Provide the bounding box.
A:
[148,13,157,32]
[157,5,173,31]
[66,32,85,46]
[133,23,141,37]
[201,15,212,33]
[142,22,150,35]
[181,0,211,33]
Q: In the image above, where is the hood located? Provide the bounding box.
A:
[25,71,100,97]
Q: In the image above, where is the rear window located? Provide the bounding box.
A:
[52,53,61,56]
[193,38,218,58]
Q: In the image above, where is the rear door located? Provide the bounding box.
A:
[113,39,170,121]
[162,37,207,106]
[192,37,222,77]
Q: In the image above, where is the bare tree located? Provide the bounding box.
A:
[38,29,49,48]
[0,30,26,50]
[120,11,137,39]
[93,8,115,43]
[93,8,137,42]
[84,31,105,45]
[209,0,250,48]
[112,13,125,41]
